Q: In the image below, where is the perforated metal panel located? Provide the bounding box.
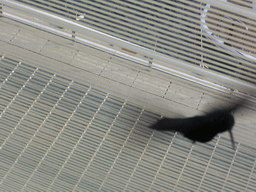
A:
[0,0,256,191]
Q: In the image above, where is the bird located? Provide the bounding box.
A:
[150,99,246,149]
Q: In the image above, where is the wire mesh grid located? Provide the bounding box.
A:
[0,57,255,191]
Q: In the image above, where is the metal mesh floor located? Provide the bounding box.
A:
[0,57,256,191]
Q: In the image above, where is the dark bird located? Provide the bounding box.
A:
[150,99,246,149]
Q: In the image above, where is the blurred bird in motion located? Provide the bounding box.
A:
[150,98,247,149]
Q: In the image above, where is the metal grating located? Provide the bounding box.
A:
[1,0,256,86]
[0,57,256,191]
[0,0,256,191]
